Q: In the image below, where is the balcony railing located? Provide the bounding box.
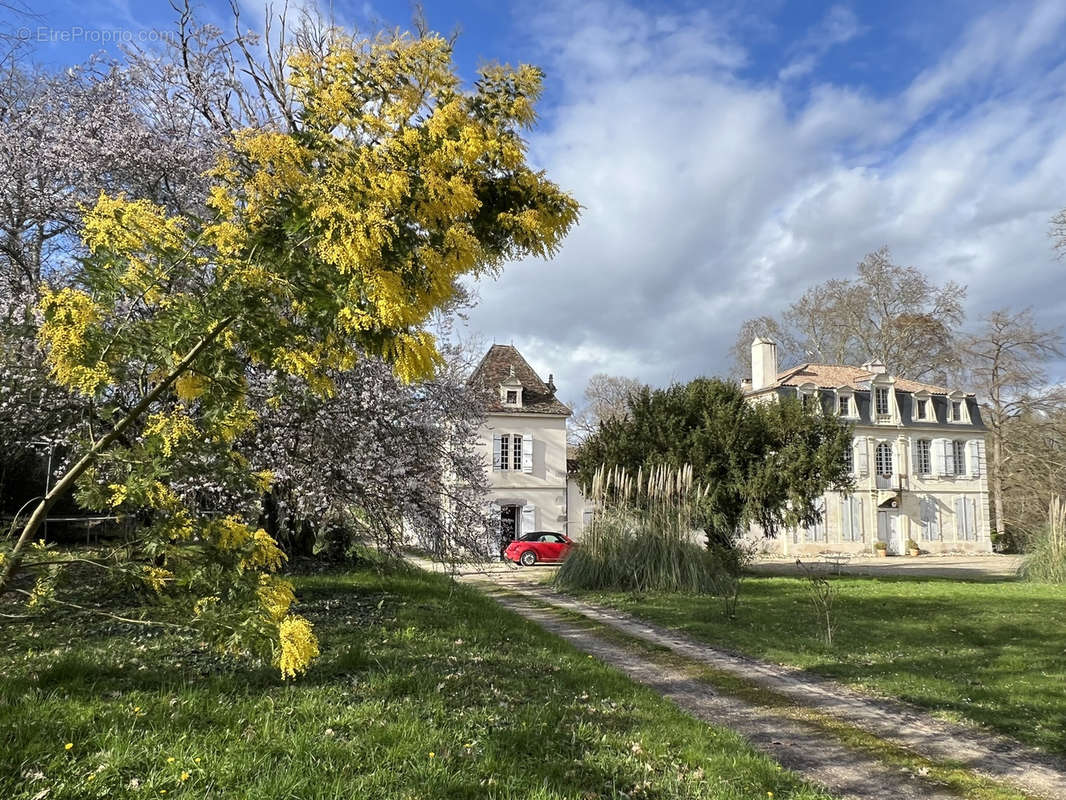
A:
[875,473,895,490]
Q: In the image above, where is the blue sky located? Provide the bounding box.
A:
[8,1,1066,402]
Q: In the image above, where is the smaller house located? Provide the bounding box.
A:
[469,345,589,549]
[744,338,992,555]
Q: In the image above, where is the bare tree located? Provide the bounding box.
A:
[728,316,801,380]
[999,408,1066,546]
[569,373,645,442]
[962,308,1064,538]
[1051,207,1066,258]
[730,248,966,383]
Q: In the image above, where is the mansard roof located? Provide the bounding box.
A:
[772,363,962,395]
[468,344,572,416]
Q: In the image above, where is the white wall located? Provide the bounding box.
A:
[477,412,569,534]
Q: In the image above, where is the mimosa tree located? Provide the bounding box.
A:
[0,29,578,678]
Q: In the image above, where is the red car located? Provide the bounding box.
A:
[504,532,574,566]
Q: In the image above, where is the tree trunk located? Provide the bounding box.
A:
[0,318,233,596]
[992,428,1005,540]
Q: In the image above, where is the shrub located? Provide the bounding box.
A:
[1019,495,1066,584]
[555,464,742,596]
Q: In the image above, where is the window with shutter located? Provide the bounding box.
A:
[968,440,982,477]
[954,497,977,540]
[920,496,941,541]
[844,440,854,474]
[875,442,893,476]
[952,440,966,476]
[499,435,510,470]
[511,434,522,471]
[522,432,533,473]
[913,439,931,475]
[855,439,869,478]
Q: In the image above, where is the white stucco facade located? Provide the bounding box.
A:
[469,345,588,549]
[744,339,993,556]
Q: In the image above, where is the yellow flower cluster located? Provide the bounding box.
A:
[216,403,257,443]
[141,566,173,593]
[277,614,319,679]
[257,575,296,622]
[81,193,186,256]
[38,287,110,396]
[26,577,54,608]
[212,516,254,551]
[210,517,286,572]
[143,411,199,457]
[245,529,286,572]
[174,372,208,403]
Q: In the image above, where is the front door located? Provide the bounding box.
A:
[877,511,901,555]
[500,505,518,552]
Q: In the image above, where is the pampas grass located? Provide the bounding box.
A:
[1020,495,1066,584]
[555,464,734,594]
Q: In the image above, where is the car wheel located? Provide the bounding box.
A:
[520,550,537,567]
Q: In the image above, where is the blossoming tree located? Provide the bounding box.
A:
[0,29,578,677]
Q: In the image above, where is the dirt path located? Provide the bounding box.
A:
[417,559,1066,800]
[486,580,1066,800]
[488,588,960,800]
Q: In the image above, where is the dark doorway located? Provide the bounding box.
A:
[499,504,519,554]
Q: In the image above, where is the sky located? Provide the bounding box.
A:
[9,0,1066,409]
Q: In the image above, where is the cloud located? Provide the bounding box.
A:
[779,5,865,82]
[459,0,1066,396]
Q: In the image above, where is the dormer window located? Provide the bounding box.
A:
[836,390,854,417]
[499,365,524,407]
[947,392,969,424]
[797,383,817,412]
[875,387,891,418]
[913,391,931,422]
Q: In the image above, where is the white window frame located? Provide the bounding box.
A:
[499,434,510,471]
[843,442,854,474]
[875,386,891,419]
[951,439,966,476]
[914,439,931,476]
[875,441,893,477]
[837,390,854,417]
[948,393,969,424]
[511,433,522,471]
[913,392,930,422]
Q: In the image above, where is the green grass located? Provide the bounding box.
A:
[0,563,837,800]
[570,576,1066,755]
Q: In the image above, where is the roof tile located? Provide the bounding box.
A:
[468,344,572,416]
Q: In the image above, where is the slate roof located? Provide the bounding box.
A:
[468,344,572,416]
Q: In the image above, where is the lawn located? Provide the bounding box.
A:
[0,561,836,800]
[570,576,1066,755]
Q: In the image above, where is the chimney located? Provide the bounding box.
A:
[863,360,887,375]
[751,337,778,391]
